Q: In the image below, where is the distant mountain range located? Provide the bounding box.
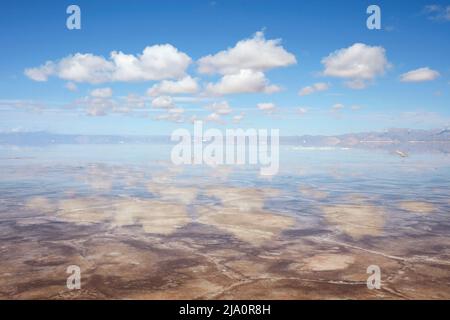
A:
[1,129,449,153]
[282,128,450,154]
[0,131,171,145]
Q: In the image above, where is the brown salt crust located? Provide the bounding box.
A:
[57,198,112,225]
[25,196,56,212]
[147,183,198,204]
[398,201,435,215]
[111,199,191,235]
[301,254,355,271]
[321,204,385,239]
[197,205,295,245]
[26,196,192,235]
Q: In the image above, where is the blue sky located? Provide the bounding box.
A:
[0,0,449,135]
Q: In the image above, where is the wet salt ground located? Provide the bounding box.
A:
[0,145,449,299]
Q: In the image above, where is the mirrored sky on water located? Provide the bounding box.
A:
[0,145,449,299]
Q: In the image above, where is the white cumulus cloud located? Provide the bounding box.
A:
[25,45,192,84]
[257,102,276,114]
[151,96,175,109]
[198,31,296,75]
[206,101,233,115]
[205,112,223,123]
[322,43,389,89]
[25,61,57,82]
[298,82,329,96]
[205,69,280,95]
[79,96,117,117]
[147,76,199,96]
[90,87,113,98]
[400,67,440,82]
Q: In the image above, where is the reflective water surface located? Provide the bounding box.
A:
[0,144,449,299]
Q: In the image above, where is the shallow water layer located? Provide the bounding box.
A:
[0,145,449,299]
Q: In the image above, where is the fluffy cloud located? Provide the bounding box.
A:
[298,82,329,96]
[147,76,199,96]
[400,67,440,82]
[257,102,276,114]
[205,69,280,95]
[151,96,175,108]
[79,96,117,117]
[155,107,185,123]
[198,31,296,75]
[322,43,389,89]
[25,61,57,82]
[90,87,113,98]
[75,88,149,116]
[86,104,108,116]
[77,92,147,117]
[205,112,222,123]
[25,45,192,83]
[206,101,232,115]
